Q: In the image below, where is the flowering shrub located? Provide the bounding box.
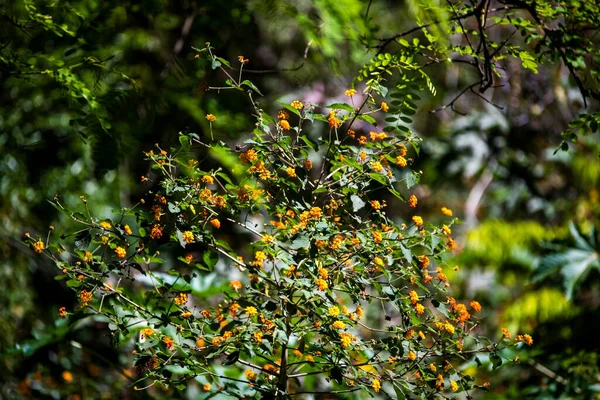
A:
[28,45,532,398]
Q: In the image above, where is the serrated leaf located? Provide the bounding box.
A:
[405,171,421,189]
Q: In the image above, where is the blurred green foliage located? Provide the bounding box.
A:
[1,0,599,398]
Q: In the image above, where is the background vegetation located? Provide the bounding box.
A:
[1,0,598,398]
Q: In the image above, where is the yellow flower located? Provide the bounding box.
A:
[317,278,328,291]
[205,114,216,122]
[356,306,363,317]
[245,369,256,381]
[286,167,296,177]
[230,280,242,290]
[33,240,45,253]
[141,328,154,338]
[291,100,303,109]
[450,380,459,392]
[412,216,423,227]
[396,156,407,167]
[150,224,163,239]
[202,175,214,184]
[99,221,111,229]
[371,161,383,172]
[115,247,126,259]
[174,293,188,306]
[442,224,452,235]
[381,102,389,112]
[262,234,274,243]
[408,351,416,361]
[79,290,93,307]
[409,290,419,304]
[372,378,381,392]
[470,300,482,312]
[523,334,533,346]
[332,320,346,329]
[182,231,195,244]
[328,110,340,130]
[124,224,133,235]
[318,267,328,279]
[253,331,263,343]
[441,206,453,216]
[203,383,212,391]
[418,255,430,268]
[345,89,357,97]
[340,332,354,348]
[278,120,291,130]
[245,306,258,317]
[62,371,73,383]
[408,195,417,208]
[328,306,340,317]
[415,303,425,315]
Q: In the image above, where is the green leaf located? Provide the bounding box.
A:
[178,135,190,152]
[350,195,365,212]
[325,103,354,112]
[67,279,82,288]
[358,114,377,125]
[289,236,310,250]
[405,171,421,189]
[203,251,218,270]
[74,230,91,250]
[277,102,301,117]
[168,202,181,213]
[241,80,263,96]
[222,351,239,365]
[369,172,388,185]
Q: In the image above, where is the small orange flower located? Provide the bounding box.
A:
[99,221,111,229]
[59,307,67,318]
[33,240,45,253]
[163,336,175,350]
[441,207,453,216]
[205,114,216,122]
[150,225,163,239]
[372,378,381,392]
[210,219,221,229]
[345,89,357,97]
[408,195,417,208]
[62,371,73,383]
[470,300,482,312]
[278,120,291,130]
[182,231,195,244]
[230,280,242,290]
[412,216,423,227]
[115,247,126,259]
[381,102,389,112]
[291,100,303,109]
[124,224,133,235]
